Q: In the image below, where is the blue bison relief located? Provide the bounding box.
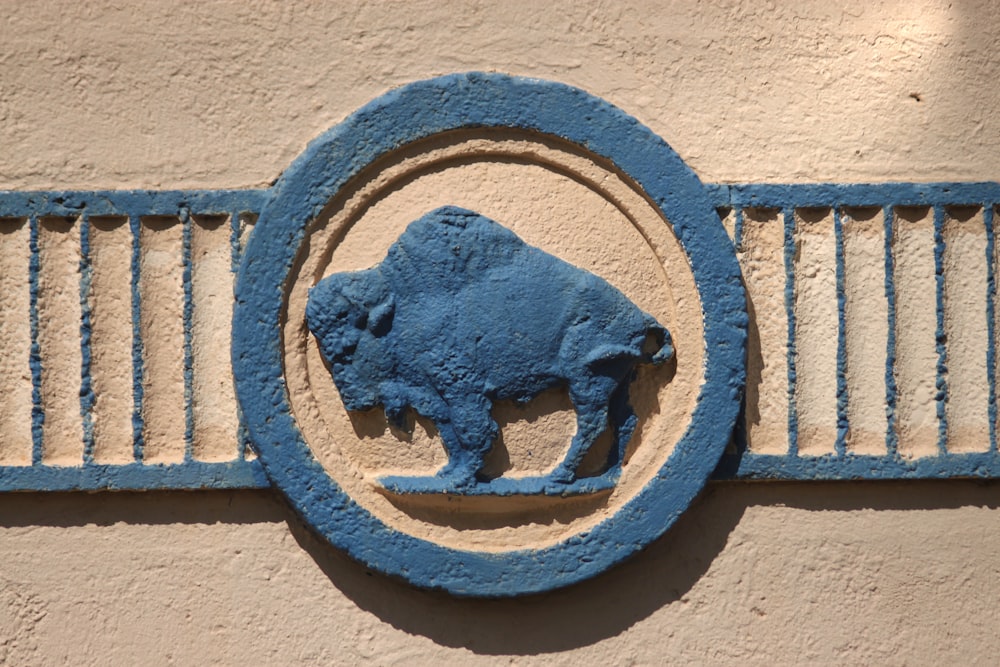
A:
[305,206,673,496]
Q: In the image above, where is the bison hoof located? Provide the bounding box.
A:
[548,465,577,485]
[435,464,481,489]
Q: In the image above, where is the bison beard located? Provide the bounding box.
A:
[305,206,673,492]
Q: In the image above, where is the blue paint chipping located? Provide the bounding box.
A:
[306,206,672,495]
[833,208,849,455]
[28,215,43,465]
[233,72,746,596]
[129,212,145,462]
[0,459,269,492]
[783,207,799,455]
[985,206,998,453]
[883,205,900,457]
[181,209,195,461]
[733,206,745,250]
[229,208,252,461]
[933,205,949,454]
[79,214,96,463]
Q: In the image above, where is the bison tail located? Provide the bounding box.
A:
[647,323,674,366]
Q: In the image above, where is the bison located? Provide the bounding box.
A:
[306,206,673,489]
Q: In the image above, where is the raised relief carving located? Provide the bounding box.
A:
[306,206,673,495]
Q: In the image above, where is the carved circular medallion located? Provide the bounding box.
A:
[233,73,746,596]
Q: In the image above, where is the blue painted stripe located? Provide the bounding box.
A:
[28,214,43,465]
[985,205,998,453]
[706,182,1000,209]
[733,206,744,250]
[933,205,948,453]
[0,190,269,219]
[129,212,145,462]
[0,459,269,492]
[714,450,1000,481]
[883,206,900,457]
[7,182,1000,490]
[182,210,195,461]
[833,207,848,455]
[231,208,252,461]
[783,207,798,455]
[730,206,748,457]
[79,214,96,464]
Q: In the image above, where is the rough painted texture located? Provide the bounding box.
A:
[4,0,1000,661]
[307,206,672,491]
[234,73,744,595]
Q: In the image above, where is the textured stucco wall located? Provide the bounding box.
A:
[3,1,1000,664]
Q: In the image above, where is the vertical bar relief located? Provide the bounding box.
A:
[89,217,136,463]
[191,215,239,460]
[0,218,33,464]
[234,212,257,460]
[941,206,989,452]
[792,208,838,455]
[37,217,84,464]
[738,208,790,454]
[842,207,890,455]
[892,207,939,457]
[139,216,186,463]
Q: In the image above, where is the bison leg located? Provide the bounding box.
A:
[550,376,619,484]
[607,380,639,469]
[434,394,497,485]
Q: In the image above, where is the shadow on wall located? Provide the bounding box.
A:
[3,480,1000,655]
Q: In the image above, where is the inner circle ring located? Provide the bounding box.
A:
[233,72,746,597]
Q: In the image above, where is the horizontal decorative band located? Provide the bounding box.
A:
[0,182,998,490]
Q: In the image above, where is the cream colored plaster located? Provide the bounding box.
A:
[892,207,939,458]
[739,208,789,454]
[793,209,838,455]
[3,0,1000,663]
[842,207,891,455]
[942,207,990,452]
[89,217,135,464]
[191,215,240,462]
[37,216,84,464]
[0,219,33,464]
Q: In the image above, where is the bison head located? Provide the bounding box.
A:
[306,268,395,412]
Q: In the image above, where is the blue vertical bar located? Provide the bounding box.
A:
[129,212,145,462]
[230,209,242,273]
[784,206,799,456]
[984,204,997,454]
[731,206,748,453]
[80,213,96,463]
[733,207,745,251]
[833,207,848,456]
[28,214,43,465]
[182,210,195,462]
[883,205,899,458]
[933,205,948,454]
[231,209,250,461]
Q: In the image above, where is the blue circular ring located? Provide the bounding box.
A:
[233,72,746,596]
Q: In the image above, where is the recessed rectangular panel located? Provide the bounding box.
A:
[89,216,135,463]
[942,206,989,452]
[37,217,83,465]
[739,208,789,454]
[892,207,939,457]
[0,218,33,464]
[139,216,186,463]
[842,207,889,455]
[191,215,239,461]
[793,208,838,455]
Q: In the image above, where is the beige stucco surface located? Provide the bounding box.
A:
[3,0,1000,663]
